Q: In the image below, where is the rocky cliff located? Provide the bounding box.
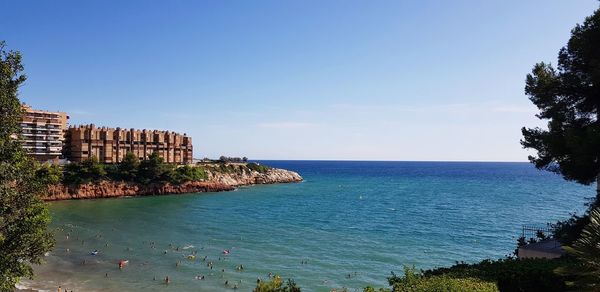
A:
[44,166,302,201]
[205,166,303,186]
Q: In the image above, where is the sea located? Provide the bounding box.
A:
[19,161,594,292]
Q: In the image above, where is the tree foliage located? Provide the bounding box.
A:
[62,152,208,186]
[253,276,301,292]
[365,266,498,292]
[0,41,54,291]
[63,155,107,185]
[117,152,139,182]
[521,8,600,191]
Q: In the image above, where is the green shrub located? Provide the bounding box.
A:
[385,266,497,292]
[254,276,300,292]
[247,162,270,173]
[422,258,572,292]
[35,163,63,185]
[63,156,106,185]
[174,165,207,183]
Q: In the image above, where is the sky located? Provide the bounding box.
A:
[1,1,598,161]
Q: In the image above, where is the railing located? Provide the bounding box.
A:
[520,224,560,248]
[521,224,554,239]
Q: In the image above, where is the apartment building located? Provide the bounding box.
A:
[65,124,193,164]
[20,104,69,162]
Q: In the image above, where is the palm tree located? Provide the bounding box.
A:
[565,207,600,290]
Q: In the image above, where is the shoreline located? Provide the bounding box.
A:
[43,167,303,201]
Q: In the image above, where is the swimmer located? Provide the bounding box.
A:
[165,276,170,284]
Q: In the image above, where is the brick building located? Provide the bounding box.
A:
[65,124,193,164]
[20,104,69,162]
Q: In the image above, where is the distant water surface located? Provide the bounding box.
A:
[22,161,593,291]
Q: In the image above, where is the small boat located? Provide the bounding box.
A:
[90,250,99,256]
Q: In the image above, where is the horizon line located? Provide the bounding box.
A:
[242,159,532,163]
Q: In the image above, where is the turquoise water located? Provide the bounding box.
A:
[22,161,593,291]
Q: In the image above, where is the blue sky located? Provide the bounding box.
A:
[2,1,598,161]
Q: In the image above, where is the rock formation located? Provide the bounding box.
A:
[44,166,302,201]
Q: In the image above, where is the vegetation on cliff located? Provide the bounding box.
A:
[57,152,284,188]
[0,41,54,292]
[253,276,301,292]
[62,152,207,186]
[365,266,498,292]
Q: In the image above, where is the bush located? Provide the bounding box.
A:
[381,266,498,292]
[247,162,270,173]
[63,156,106,185]
[174,165,207,183]
[35,163,62,185]
[254,276,300,292]
[422,258,572,292]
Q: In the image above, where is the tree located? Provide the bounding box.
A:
[0,41,54,291]
[62,156,106,185]
[137,152,173,184]
[118,151,139,181]
[521,7,600,202]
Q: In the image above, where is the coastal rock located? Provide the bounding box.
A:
[44,167,302,201]
[205,167,303,186]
